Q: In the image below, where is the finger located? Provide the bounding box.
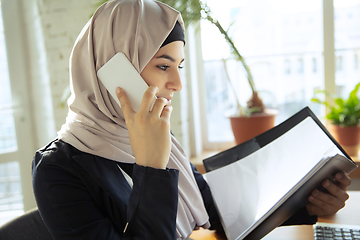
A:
[307,193,339,216]
[161,105,173,120]
[321,178,349,202]
[116,87,135,120]
[139,86,158,112]
[306,202,326,216]
[310,188,345,211]
[151,97,170,117]
[334,171,352,191]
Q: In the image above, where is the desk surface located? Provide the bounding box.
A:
[190,191,360,240]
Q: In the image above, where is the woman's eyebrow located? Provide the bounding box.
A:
[156,54,184,63]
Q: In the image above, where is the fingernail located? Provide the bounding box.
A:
[309,195,315,201]
[314,189,319,196]
[165,105,173,111]
[116,87,121,94]
[324,180,331,187]
[335,173,343,180]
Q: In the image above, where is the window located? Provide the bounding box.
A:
[0,5,24,225]
[199,0,323,147]
[312,58,317,73]
[0,0,37,224]
[197,0,360,149]
[0,7,17,154]
[297,58,304,74]
[334,0,360,97]
[336,55,343,72]
[0,161,23,225]
[284,60,291,75]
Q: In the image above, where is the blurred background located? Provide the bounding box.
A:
[0,0,359,225]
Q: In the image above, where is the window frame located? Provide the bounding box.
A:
[1,0,37,211]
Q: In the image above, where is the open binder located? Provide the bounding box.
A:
[202,107,358,240]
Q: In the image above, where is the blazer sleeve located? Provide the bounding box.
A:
[32,142,179,240]
[32,149,122,240]
[124,164,179,239]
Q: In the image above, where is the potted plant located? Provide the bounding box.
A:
[159,0,277,144]
[312,82,360,157]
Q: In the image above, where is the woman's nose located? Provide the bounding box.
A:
[167,70,182,92]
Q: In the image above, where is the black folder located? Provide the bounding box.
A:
[202,107,358,240]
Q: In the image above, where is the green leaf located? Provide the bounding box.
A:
[311,98,330,107]
[313,82,360,126]
[334,98,345,109]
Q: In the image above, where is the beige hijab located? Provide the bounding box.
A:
[57,0,210,238]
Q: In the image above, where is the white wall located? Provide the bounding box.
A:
[21,0,105,149]
[33,0,99,134]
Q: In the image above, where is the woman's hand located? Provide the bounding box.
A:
[116,86,173,169]
[306,171,351,216]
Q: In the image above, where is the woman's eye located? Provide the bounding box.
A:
[157,65,170,71]
[178,65,184,70]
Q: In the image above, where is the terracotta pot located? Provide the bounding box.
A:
[229,109,278,145]
[328,124,360,157]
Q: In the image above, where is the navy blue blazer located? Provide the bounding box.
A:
[32,139,316,240]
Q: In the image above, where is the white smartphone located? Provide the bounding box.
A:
[97,52,155,112]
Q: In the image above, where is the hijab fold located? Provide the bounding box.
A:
[57,0,210,238]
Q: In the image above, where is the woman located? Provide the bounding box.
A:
[32,0,351,239]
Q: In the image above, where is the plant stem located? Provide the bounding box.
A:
[222,59,243,112]
[205,14,256,93]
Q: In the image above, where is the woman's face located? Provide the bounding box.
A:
[140,41,184,101]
